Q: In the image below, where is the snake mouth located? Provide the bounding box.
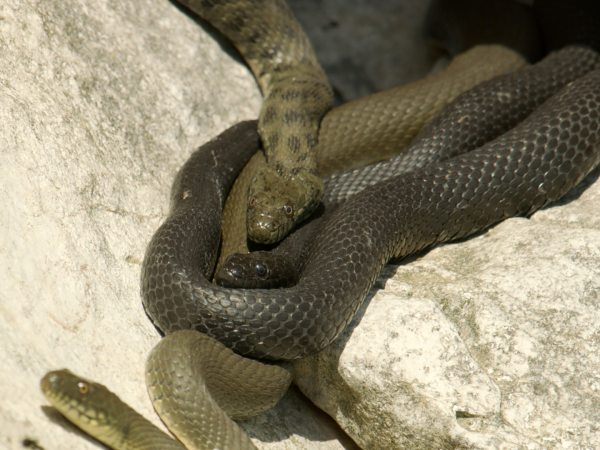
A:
[247,215,288,244]
[40,372,58,400]
[214,266,244,288]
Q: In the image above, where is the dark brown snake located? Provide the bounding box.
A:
[142,46,600,361]
[216,44,527,271]
[136,56,600,450]
[215,46,600,289]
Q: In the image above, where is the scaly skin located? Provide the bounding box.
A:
[142,67,600,361]
[216,46,600,284]
[41,331,292,450]
[41,370,185,450]
[177,0,333,244]
[217,44,528,269]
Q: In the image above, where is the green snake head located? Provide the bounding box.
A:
[247,162,324,244]
[40,370,127,448]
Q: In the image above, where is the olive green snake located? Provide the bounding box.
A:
[42,331,289,450]
[182,0,334,245]
[176,0,523,246]
[39,0,600,449]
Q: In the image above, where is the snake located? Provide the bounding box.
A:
[175,0,536,247]
[138,45,600,434]
[216,44,527,270]
[40,0,600,449]
[41,61,600,450]
[41,330,291,450]
[215,45,600,289]
[175,0,334,245]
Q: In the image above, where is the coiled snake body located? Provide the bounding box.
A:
[217,44,527,268]
[43,65,600,449]
[216,46,600,289]
[142,62,600,361]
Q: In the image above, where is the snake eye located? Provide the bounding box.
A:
[249,197,256,208]
[78,381,89,395]
[283,205,293,216]
[255,264,268,278]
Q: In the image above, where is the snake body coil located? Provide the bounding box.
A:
[142,65,600,360]
[218,44,527,266]
[216,46,600,289]
[59,69,600,446]
[41,1,600,449]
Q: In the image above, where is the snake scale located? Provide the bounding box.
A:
[176,0,334,245]
[40,0,600,449]
[216,46,600,288]
[218,44,527,269]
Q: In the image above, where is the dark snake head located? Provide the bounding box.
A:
[247,163,323,244]
[215,252,300,289]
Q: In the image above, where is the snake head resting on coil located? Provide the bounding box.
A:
[247,161,324,244]
[215,251,300,289]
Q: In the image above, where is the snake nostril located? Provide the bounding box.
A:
[247,219,278,243]
[252,217,277,232]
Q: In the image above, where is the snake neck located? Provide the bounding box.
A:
[258,69,333,159]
